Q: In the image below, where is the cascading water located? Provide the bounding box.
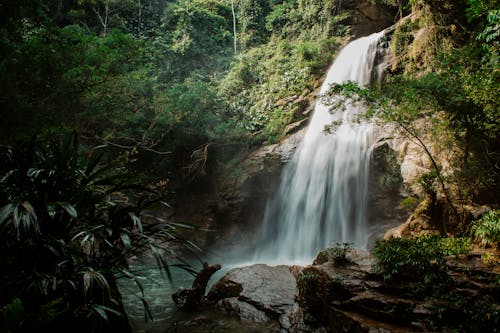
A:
[255,31,390,264]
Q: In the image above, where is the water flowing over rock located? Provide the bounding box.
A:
[254,31,391,263]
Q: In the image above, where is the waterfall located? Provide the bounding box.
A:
[255,31,390,264]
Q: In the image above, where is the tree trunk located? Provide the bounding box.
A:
[231,0,237,54]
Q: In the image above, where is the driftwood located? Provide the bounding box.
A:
[172,262,221,311]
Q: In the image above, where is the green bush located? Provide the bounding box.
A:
[439,237,471,257]
[372,235,445,282]
[372,235,471,283]
[400,196,419,210]
[323,242,353,265]
[472,209,500,247]
[296,272,317,291]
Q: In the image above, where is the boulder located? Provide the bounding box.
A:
[297,248,433,332]
[208,264,297,318]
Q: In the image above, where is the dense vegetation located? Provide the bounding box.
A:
[372,235,500,331]
[0,0,498,331]
[0,133,199,332]
[0,0,357,178]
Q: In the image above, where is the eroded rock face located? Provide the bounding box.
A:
[297,249,500,333]
[349,1,398,38]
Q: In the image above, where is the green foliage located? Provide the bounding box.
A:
[466,0,498,23]
[0,134,195,331]
[154,0,233,82]
[400,197,419,210]
[427,292,500,332]
[221,36,341,141]
[372,235,471,283]
[1,298,25,332]
[296,271,318,311]
[372,235,444,282]
[265,0,347,39]
[478,9,500,42]
[323,242,353,265]
[439,237,472,257]
[373,235,497,332]
[0,24,142,141]
[472,209,500,247]
[238,0,272,48]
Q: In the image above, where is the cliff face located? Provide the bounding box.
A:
[348,1,398,38]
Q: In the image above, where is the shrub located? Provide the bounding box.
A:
[472,209,500,247]
[373,235,455,282]
[400,196,419,210]
[325,242,352,265]
[439,237,471,257]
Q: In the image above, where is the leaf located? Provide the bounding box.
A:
[151,245,172,282]
[55,202,78,218]
[83,270,93,296]
[129,212,143,232]
[91,304,108,321]
[12,202,39,238]
[120,232,131,249]
[83,269,112,299]
[0,203,13,225]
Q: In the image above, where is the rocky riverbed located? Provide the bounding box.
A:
[199,248,500,333]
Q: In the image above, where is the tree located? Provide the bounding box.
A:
[238,0,271,48]
[77,0,133,36]
[230,0,237,53]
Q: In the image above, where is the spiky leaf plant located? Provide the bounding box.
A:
[0,133,194,332]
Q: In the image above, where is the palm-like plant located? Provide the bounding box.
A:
[0,133,193,332]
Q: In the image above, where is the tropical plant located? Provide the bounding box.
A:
[472,209,500,247]
[372,235,445,283]
[0,133,195,332]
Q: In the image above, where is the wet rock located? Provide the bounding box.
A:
[217,297,269,322]
[208,264,297,317]
[284,119,308,136]
[205,247,499,332]
[207,264,307,332]
[297,249,433,332]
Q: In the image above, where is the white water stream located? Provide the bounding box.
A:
[254,31,389,264]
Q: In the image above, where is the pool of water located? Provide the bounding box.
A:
[119,262,277,333]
